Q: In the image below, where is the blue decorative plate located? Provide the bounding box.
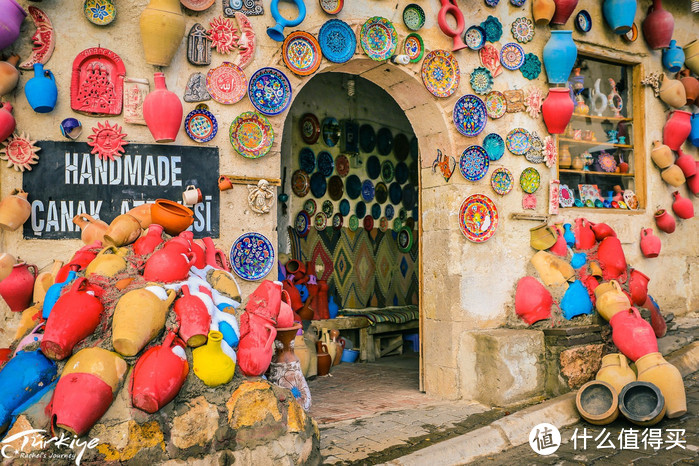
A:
[319,19,356,64]
[464,26,486,50]
[453,95,487,137]
[317,151,334,177]
[385,204,395,220]
[340,199,350,215]
[470,67,494,95]
[346,174,362,199]
[360,124,376,152]
[389,182,402,204]
[371,203,382,219]
[310,172,327,197]
[459,145,490,181]
[377,128,393,155]
[184,104,218,143]
[247,67,292,116]
[295,211,310,237]
[510,0,525,6]
[230,232,275,281]
[299,147,315,174]
[356,200,366,218]
[483,133,505,161]
[576,10,592,33]
[366,155,381,179]
[362,179,375,201]
[500,43,525,70]
[395,162,409,184]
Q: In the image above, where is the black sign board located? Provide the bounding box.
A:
[22,141,220,239]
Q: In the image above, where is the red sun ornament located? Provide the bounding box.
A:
[207,16,239,54]
[87,121,128,161]
[0,132,40,171]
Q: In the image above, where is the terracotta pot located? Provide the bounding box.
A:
[654,208,676,233]
[575,380,619,425]
[532,0,556,25]
[127,203,153,228]
[551,0,578,24]
[618,381,666,426]
[542,88,574,134]
[549,225,568,257]
[589,262,603,279]
[150,199,193,236]
[238,311,277,376]
[331,329,344,366]
[642,0,674,50]
[675,150,697,178]
[663,110,692,151]
[0,252,16,282]
[590,222,616,241]
[143,73,183,143]
[596,353,636,395]
[132,224,164,256]
[595,280,631,321]
[103,213,142,247]
[294,334,311,377]
[672,191,694,219]
[635,352,686,418]
[688,170,699,196]
[316,341,332,376]
[73,214,108,245]
[609,308,658,361]
[515,276,552,325]
[55,241,102,282]
[628,268,650,306]
[650,140,673,169]
[0,102,15,142]
[174,284,211,347]
[598,236,627,281]
[84,246,128,278]
[139,0,185,67]
[640,228,661,258]
[684,40,699,75]
[530,250,575,286]
[437,0,467,52]
[0,188,31,231]
[679,70,699,105]
[285,259,306,281]
[0,261,38,312]
[0,55,20,97]
[559,145,572,168]
[660,164,686,187]
[658,74,686,109]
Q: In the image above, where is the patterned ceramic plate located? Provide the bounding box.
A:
[248,67,292,116]
[576,10,592,33]
[624,189,638,209]
[299,113,320,144]
[310,172,327,197]
[319,0,343,14]
[314,212,328,231]
[362,179,375,201]
[84,0,116,25]
[381,160,395,183]
[459,145,490,181]
[402,3,425,31]
[458,194,499,243]
[485,91,506,119]
[317,151,334,176]
[332,213,343,229]
[470,67,494,95]
[346,174,362,199]
[207,62,247,104]
[397,226,413,252]
[336,154,350,176]
[464,25,486,50]
[282,31,322,76]
[506,127,531,155]
[340,199,350,215]
[379,216,389,232]
[599,152,617,172]
[303,198,317,215]
[453,94,487,137]
[322,200,334,216]
[291,169,310,197]
[500,43,525,70]
[185,104,218,143]
[375,182,388,204]
[360,16,398,61]
[385,204,395,220]
[483,133,505,161]
[295,211,310,236]
[348,214,359,231]
[393,217,403,230]
[319,19,356,64]
[520,167,541,194]
[490,167,513,195]
[299,147,315,174]
[525,133,545,163]
[328,175,344,200]
[363,215,374,231]
[421,50,460,98]
[559,184,575,207]
[229,111,274,158]
[511,17,534,43]
[510,0,525,5]
[230,232,275,281]
[404,33,424,63]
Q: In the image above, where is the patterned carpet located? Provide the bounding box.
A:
[288,227,419,309]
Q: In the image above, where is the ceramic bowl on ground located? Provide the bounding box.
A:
[618,381,666,426]
[575,380,619,425]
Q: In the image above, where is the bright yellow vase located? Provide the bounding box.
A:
[596,353,636,395]
[635,352,687,418]
[193,331,236,387]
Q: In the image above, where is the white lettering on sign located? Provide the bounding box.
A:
[63,153,182,186]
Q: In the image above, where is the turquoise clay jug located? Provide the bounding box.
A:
[563,223,575,247]
[561,280,593,320]
[24,63,57,113]
[662,40,685,73]
[602,0,636,34]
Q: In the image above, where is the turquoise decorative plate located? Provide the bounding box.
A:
[490,167,513,195]
[319,19,356,64]
[230,232,275,281]
[404,33,424,63]
[506,127,531,155]
[360,16,398,61]
[402,3,425,31]
[421,50,460,98]
[459,145,490,181]
[520,53,542,80]
[229,111,274,158]
[470,67,494,95]
[480,15,503,43]
[247,67,292,116]
[453,94,487,137]
[483,133,505,160]
[520,167,541,194]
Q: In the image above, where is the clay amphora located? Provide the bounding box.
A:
[551,0,578,24]
[132,332,188,413]
[679,70,699,106]
[672,191,694,219]
[609,308,658,361]
[0,55,20,97]
[285,259,306,281]
[596,353,636,395]
[529,223,557,250]
[238,311,277,376]
[0,261,38,312]
[330,329,344,366]
[574,218,596,250]
[575,380,619,425]
[641,0,674,50]
[0,252,16,282]
[654,209,676,233]
[41,278,104,360]
[530,250,575,286]
[139,0,185,67]
[549,225,568,257]
[635,352,686,418]
[42,264,79,319]
[650,140,673,169]
[112,286,176,356]
[202,237,229,271]
[658,74,686,109]
[661,164,686,187]
[0,188,31,231]
[52,348,126,436]
[32,259,62,304]
[103,213,142,247]
[559,145,572,168]
[143,73,183,143]
[663,110,692,151]
[143,247,196,283]
[515,276,552,325]
[590,222,616,241]
[85,246,128,278]
[640,228,661,258]
[24,63,57,113]
[132,224,164,256]
[561,280,593,320]
[595,280,631,321]
[628,268,650,306]
[675,150,697,178]
[437,0,467,51]
[321,328,339,365]
[72,214,108,245]
[294,334,311,377]
[174,284,211,347]
[598,236,627,281]
[193,330,236,386]
[55,241,102,282]
[316,341,332,376]
[274,323,302,364]
[0,102,15,142]
[127,203,153,228]
[532,0,555,25]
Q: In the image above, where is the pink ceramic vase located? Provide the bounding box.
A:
[542,88,574,134]
[663,110,692,151]
[610,308,658,361]
[671,191,694,219]
[142,73,183,143]
[515,276,552,325]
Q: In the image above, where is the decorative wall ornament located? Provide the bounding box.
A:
[522,193,537,210]
[208,16,239,54]
[223,0,263,17]
[544,135,557,167]
[184,72,211,102]
[641,71,662,96]
[83,0,116,26]
[0,132,40,171]
[19,7,55,71]
[504,89,524,113]
[549,179,560,215]
[187,23,212,66]
[524,86,543,118]
[123,77,149,125]
[87,121,128,161]
[233,13,256,69]
[479,44,502,77]
[70,47,125,116]
[431,149,456,182]
[247,179,274,214]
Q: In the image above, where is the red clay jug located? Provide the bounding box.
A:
[679,70,699,105]
[551,0,579,24]
[672,191,694,219]
[41,278,104,360]
[437,0,467,51]
[640,228,661,258]
[143,72,183,143]
[315,279,330,320]
[200,237,228,270]
[515,276,552,325]
[663,110,692,151]
[131,331,188,414]
[574,218,596,250]
[688,168,699,196]
[610,307,658,361]
[143,248,197,283]
[163,231,193,255]
[0,261,38,312]
[246,280,282,322]
[590,222,617,241]
[629,268,650,306]
[654,208,676,233]
[282,278,304,312]
[542,88,574,134]
[277,288,295,328]
[174,284,211,347]
[641,0,674,50]
[598,236,627,281]
[675,150,697,178]
[132,224,164,256]
[238,311,277,376]
[316,341,332,376]
[55,240,102,282]
[285,259,306,281]
[0,102,16,142]
[549,225,568,256]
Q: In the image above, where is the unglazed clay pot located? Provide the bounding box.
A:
[596,353,636,395]
[575,380,619,425]
[619,381,666,426]
[551,0,578,24]
[658,73,686,109]
[84,246,128,278]
[679,71,699,106]
[0,188,31,231]
[574,218,596,250]
[530,250,575,286]
[609,308,658,361]
[73,214,108,245]
[0,252,16,282]
[532,0,555,25]
[542,88,574,134]
[640,228,661,258]
[654,209,676,233]
[650,140,673,169]
[663,110,692,152]
[0,55,21,97]
[590,222,616,241]
[595,280,631,321]
[684,40,699,76]
[127,203,153,228]
[559,145,572,168]
[0,261,37,312]
[112,286,176,356]
[316,341,332,376]
[294,334,312,377]
[143,73,183,143]
[660,165,686,187]
[635,352,686,418]
[628,268,650,306]
[515,276,552,325]
[641,0,674,50]
[598,236,627,281]
[132,224,164,256]
[672,191,694,219]
[103,213,142,247]
[150,199,193,235]
[139,0,185,67]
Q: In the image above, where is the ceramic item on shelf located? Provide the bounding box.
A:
[469,67,493,95]
[511,17,534,43]
[459,145,489,182]
[402,3,425,30]
[206,62,247,104]
[459,194,498,243]
[559,184,575,207]
[295,211,310,237]
[303,199,316,215]
[282,31,322,76]
[453,94,487,137]
[598,152,617,172]
[360,16,398,61]
[437,0,467,51]
[490,167,513,195]
[229,111,274,158]
[500,43,525,70]
[542,31,577,84]
[184,104,217,143]
[319,0,343,14]
[291,170,310,197]
[483,133,505,161]
[230,232,274,281]
[247,67,292,116]
[317,151,334,177]
[520,167,541,194]
[310,172,327,198]
[642,0,674,50]
[506,128,532,155]
[480,15,502,43]
[464,26,486,50]
[319,19,356,64]
[421,50,461,98]
[403,33,424,63]
[377,128,393,155]
[139,0,185,67]
[322,117,341,147]
[485,91,506,119]
[479,44,503,78]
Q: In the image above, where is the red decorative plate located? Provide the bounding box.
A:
[299,113,320,144]
[363,215,374,231]
[335,154,350,177]
[206,62,247,104]
[458,194,499,243]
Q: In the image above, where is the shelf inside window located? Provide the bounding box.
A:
[558,137,633,149]
[559,169,634,177]
[570,114,633,122]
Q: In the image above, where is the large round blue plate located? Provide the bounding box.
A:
[346,174,362,199]
[389,182,402,204]
[319,19,356,64]
[299,147,315,174]
[366,155,381,179]
[317,151,334,177]
[394,162,409,184]
[247,67,292,116]
[310,172,327,197]
[230,232,275,281]
[362,179,375,201]
[340,199,350,215]
[453,94,487,137]
[459,145,490,181]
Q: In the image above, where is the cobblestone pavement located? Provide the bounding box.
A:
[472,371,699,465]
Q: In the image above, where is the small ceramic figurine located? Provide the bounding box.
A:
[606,130,618,143]
[608,78,623,117]
[247,179,274,214]
[590,78,608,116]
[183,72,211,103]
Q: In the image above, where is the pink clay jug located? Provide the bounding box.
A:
[671,191,694,219]
[574,218,596,250]
[609,308,658,361]
[598,236,627,281]
[640,228,661,258]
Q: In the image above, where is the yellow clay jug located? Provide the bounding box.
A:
[530,223,558,251]
[294,334,311,377]
[596,353,636,395]
[0,252,16,282]
[321,328,339,365]
[635,352,687,418]
[595,280,631,321]
[85,246,128,278]
[32,260,63,304]
[530,251,575,286]
[192,330,236,386]
[62,347,127,393]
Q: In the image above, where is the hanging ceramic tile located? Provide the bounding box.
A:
[479,44,503,77]
[432,149,456,182]
[520,53,542,80]
[522,193,537,210]
[504,89,525,113]
[223,0,263,17]
[71,47,125,116]
[549,179,560,215]
[187,23,212,66]
[208,16,240,54]
[184,72,212,103]
[87,121,127,161]
[123,77,149,125]
[207,62,247,104]
[0,133,40,172]
[480,15,502,43]
[19,7,55,70]
[524,86,543,118]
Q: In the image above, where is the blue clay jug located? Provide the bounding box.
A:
[563,223,575,247]
[42,268,79,319]
[690,113,699,148]
[571,253,587,269]
[561,280,593,320]
[219,321,239,349]
[24,63,57,113]
[543,31,577,84]
[328,296,339,319]
[662,40,685,73]
[602,0,637,34]
[267,0,306,42]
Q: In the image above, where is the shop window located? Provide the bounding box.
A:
[557,54,646,211]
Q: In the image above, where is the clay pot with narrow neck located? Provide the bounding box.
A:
[532,0,555,25]
[602,0,636,34]
[590,222,616,241]
[663,110,692,151]
[143,73,183,143]
[650,140,673,169]
[0,55,20,97]
[675,150,697,178]
[635,352,686,418]
[551,0,579,24]
[574,218,596,250]
[73,214,108,245]
[672,191,694,219]
[609,308,658,361]
[595,280,631,321]
[661,164,686,187]
[629,268,650,306]
[642,0,674,50]
[559,145,572,168]
[640,228,661,258]
[654,209,676,233]
[316,341,332,376]
[542,31,577,84]
[139,0,185,67]
[598,236,627,281]
[0,252,16,282]
[132,224,164,256]
[0,102,16,142]
[0,188,31,231]
[103,213,142,247]
[0,261,38,312]
[596,353,636,395]
[84,246,128,278]
[679,70,699,106]
[658,74,686,109]
[688,167,699,196]
[127,203,153,228]
[274,323,302,364]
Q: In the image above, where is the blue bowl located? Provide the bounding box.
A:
[341,349,360,363]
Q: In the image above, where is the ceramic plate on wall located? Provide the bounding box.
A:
[362,179,375,201]
[184,104,218,143]
[500,43,525,70]
[322,117,341,147]
[319,19,356,64]
[348,214,359,231]
[469,67,494,95]
[381,160,395,182]
[291,170,310,197]
[299,113,320,144]
[319,0,343,14]
[490,167,513,195]
[295,211,310,236]
[505,128,531,155]
[389,182,402,204]
[385,204,394,219]
[520,167,541,194]
[317,151,334,176]
[576,10,592,33]
[377,128,393,155]
[458,194,499,243]
[360,16,398,61]
[247,67,292,116]
[485,91,507,119]
[511,17,534,43]
[394,162,409,184]
[335,154,350,176]
[483,133,505,161]
[332,213,343,229]
[230,232,275,281]
[328,175,344,200]
[283,31,322,76]
[397,227,413,252]
[322,200,334,217]
[394,133,410,161]
[363,215,374,231]
[421,50,460,98]
[303,198,317,215]
[453,94,487,137]
[314,212,328,231]
[229,111,274,158]
[84,0,116,25]
[366,156,381,179]
[310,172,327,198]
[459,145,490,181]
[464,25,486,50]
[299,147,316,174]
[356,200,366,218]
[207,62,247,104]
[346,174,362,199]
[371,202,381,219]
[375,182,388,204]
[404,33,424,63]
[340,199,350,215]
[359,124,376,152]
[402,3,425,30]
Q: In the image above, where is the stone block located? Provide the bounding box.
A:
[559,344,603,388]
[171,396,220,450]
[388,78,431,112]
[423,363,460,400]
[226,380,282,430]
[422,319,455,368]
[96,420,166,462]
